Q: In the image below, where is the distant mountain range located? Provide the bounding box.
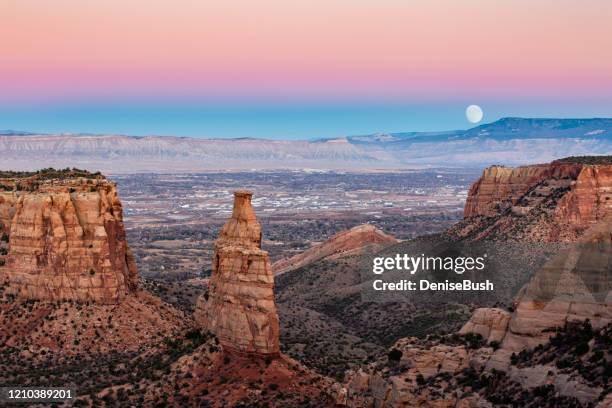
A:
[1,118,610,173]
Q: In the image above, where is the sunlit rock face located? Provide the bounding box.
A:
[273,224,397,275]
[555,164,612,229]
[195,190,280,355]
[458,308,511,344]
[463,163,583,218]
[486,218,612,367]
[343,158,611,407]
[0,176,138,304]
[458,160,612,241]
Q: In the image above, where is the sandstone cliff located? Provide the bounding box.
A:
[0,173,137,303]
[195,190,280,355]
[344,157,612,407]
[0,170,190,359]
[456,157,612,241]
[458,307,511,344]
[480,218,611,371]
[458,157,612,366]
[463,162,582,218]
[555,164,612,230]
[273,224,397,275]
[344,217,611,406]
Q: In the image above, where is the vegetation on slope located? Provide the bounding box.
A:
[0,167,103,181]
[553,155,612,165]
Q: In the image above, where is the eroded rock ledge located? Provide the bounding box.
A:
[0,171,137,303]
[456,159,612,241]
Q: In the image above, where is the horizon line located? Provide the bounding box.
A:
[2,116,612,142]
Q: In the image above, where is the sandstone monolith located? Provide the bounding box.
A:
[0,174,138,304]
[195,190,280,355]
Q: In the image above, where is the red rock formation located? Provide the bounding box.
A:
[195,190,280,355]
[345,337,473,407]
[458,307,511,344]
[0,176,137,304]
[273,224,397,275]
[345,158,611,406]
[464,163,582,218]
[0,172,190,360]
[458,160,611,241]
[555,164,612,229]
[458,159,612,369]
[482,218,612,370]
[345,218,611,406]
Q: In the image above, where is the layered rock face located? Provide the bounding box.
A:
[555,164,612,229]
[458,307,511,344]
[344,223,611,407]
[463,162,583,218]
[0,175,138,303]
[346,339,471,407]
[195,190,280,355]
[459,158,612,240]
[273,224,397,275]
[458,159,612,373]
[344,157,611,406]
[483,218,612,368]
[459,158,612,363]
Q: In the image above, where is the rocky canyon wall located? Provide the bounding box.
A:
[459,158,612,366]
[555,164,612,229]
[479,218,612,369]
[0,174,138,303]
[344,157,611,406]
[463,162,583,218]
[461,159,612,240]
[195,190,280,355]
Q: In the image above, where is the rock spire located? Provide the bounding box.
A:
[196,190,280,355]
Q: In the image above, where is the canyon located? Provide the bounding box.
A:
[341,156,611,407]
[0,156,610,406]
[0,172,336,406]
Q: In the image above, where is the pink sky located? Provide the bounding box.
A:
[1,0,612,103]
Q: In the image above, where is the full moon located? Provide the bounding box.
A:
[466,105,484,123]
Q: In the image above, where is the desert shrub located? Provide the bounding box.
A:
[0,168,103,180]
[416,374,426,385]
[574,342,589,356]
[387,348,403,362]
[463,332,485,349]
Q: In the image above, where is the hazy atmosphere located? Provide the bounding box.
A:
[2,1,611,138]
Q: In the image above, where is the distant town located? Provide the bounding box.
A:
[113,169,480,280]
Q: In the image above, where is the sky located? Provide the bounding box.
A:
[1,0,611,139]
